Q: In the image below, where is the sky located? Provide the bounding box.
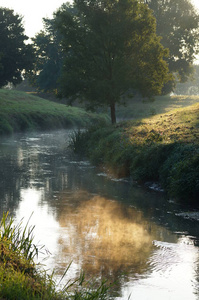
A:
[0,0,72,38]
[1,0,199,38]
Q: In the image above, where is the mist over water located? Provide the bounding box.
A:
[0,130,199,299]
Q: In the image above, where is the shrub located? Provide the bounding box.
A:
[130,143,176,182]
[161,145,199,203]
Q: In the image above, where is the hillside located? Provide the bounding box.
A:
[0,89,109,135]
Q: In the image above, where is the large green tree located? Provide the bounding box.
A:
[145,0,199,93]
[30,18,63,92]
[55,0,171,124]
[0,7,34,88]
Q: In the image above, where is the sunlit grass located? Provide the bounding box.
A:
[125,102,199,145]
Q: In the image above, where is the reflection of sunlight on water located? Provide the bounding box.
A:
[14,188,60,265]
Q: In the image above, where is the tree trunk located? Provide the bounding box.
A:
[110,103,116,124]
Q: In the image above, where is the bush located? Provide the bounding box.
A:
[160,145,199,203]
[130,143,176,181]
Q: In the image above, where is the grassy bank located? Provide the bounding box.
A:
[71,100,199,204]
[0,89,109,135]
[0,212,108,299]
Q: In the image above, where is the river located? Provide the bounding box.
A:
[0,130,199,299]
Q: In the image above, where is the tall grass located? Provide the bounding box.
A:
[0,212,109,299]
[0,212,39,261]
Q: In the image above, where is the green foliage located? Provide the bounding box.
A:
[130,143,176,182]
[29,18,63,93]
[160,145,199,202]
[55,0,171,123]
[147,0,199,92]
[69,129,89,154]
[0,7,34,87]
[0,212,38,262]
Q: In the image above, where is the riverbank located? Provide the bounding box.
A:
[71,101,199,204]
[0,213,108,299]
[0,89,109,135]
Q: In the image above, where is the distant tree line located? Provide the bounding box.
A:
[1,0,199,123]
[0,7,34,87]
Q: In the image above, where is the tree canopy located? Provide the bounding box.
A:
[0,7,34,88]
[55,0,171,123]
[30,18,63,92]
[146,0,199,93]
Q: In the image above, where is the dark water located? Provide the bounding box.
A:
[0,130,199,299]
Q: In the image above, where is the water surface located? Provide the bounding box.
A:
[0,130,199,299]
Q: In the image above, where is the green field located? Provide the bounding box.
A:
[0,89,110,135]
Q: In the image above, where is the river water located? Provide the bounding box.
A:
[0,130,199,299]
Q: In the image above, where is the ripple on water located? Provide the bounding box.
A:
[124,238,199,300]
[175,212,199,221]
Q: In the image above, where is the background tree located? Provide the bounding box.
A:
[145,0,199,93]
[55,0,171,124]
[0,7,34,88]
[174,64,199,95]
[30,18,63,93]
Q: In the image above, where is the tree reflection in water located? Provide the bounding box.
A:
[52,190,172,296]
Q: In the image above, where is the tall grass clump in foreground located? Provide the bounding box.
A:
[70,103,199,204]
[0,212,109,300]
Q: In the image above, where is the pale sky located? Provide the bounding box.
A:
[0,0,199,38]
[0,0,72,38]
